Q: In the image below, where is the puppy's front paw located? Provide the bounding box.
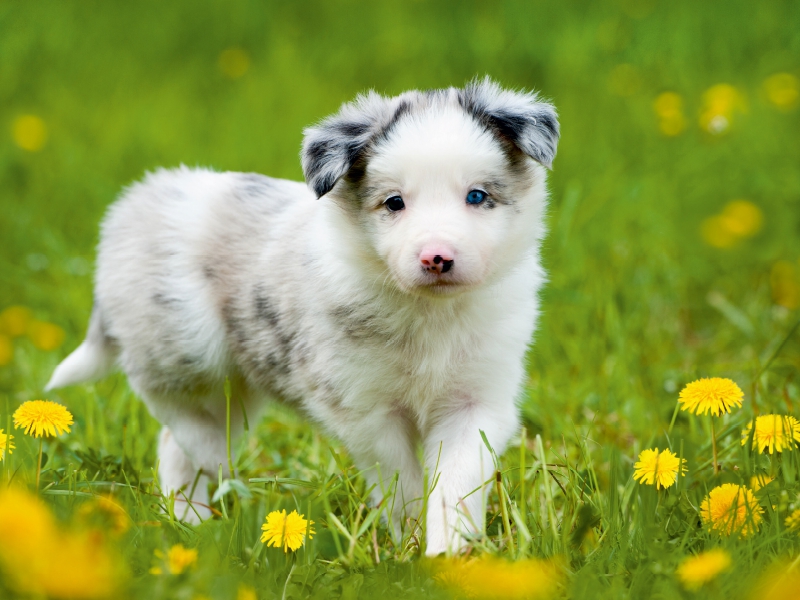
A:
[424,526,468,557]
[424,541,468,557]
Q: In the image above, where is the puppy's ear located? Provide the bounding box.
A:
[301,92,393,198]
[459,78,560,169]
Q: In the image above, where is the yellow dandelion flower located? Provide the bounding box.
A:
[676,549,731,590]
[766,572,800,600]
[763,73,799,111]
[700,199,762,249]
[718,200,763,238]
[785,509,800,532]
[11,115,48,152]
[770,260,800,310]
[152,544,198,575]
[433,565,477,598]
[654,92,687,136]
[702,215,739,249]
[166,544,198,575]
[261,509,314,552]
[0,429,14,459]
[0,334,12,366]
[45,530,124,598]
[750,474,773,492]
[218,47,250,79]
[748,563,800,599]
[13,399,73,437]
[0,486,124,598]
[0,306,33,337]
[742,414,800,454]
[0,486,57,575]
[699,84,746,134]
[78,496,130,535]
[237,584,258,600]
[633,448,687,489]
[432,556,561,600]
[678,378,743,416]
[700,484,763,537]
[27,320,65,351]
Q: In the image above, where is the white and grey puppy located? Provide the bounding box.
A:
[47,79,559,555]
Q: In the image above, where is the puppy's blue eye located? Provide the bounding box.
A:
[384,196,405,212]
[466,190,487,205]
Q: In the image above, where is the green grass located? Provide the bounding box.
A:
[2,1,800,598]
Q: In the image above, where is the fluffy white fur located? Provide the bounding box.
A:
[47,80,559,555]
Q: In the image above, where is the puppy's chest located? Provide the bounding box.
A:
[227,281,493,411]
[326,303,480,407]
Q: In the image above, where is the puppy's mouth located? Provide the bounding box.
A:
[414,275,473,296]
[424,279,459,288]
[387,263,479,296]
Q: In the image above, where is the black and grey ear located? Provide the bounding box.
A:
[458,78,560,168]
[301,92,393,198]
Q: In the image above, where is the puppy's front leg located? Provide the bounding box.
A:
[327,405,423,540]
[423,398,518,556]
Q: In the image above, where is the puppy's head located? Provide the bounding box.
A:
[301,78,559,296]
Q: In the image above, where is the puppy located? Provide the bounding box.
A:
[47,79,559,555]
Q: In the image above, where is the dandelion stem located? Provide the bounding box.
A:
[667,401,681,436]
[281,558,296,600]
[710,417,719,473]
[36,437,43,489]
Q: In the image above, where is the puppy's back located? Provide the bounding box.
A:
[64,167,309,393]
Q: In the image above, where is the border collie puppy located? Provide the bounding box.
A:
[47,78,559,555]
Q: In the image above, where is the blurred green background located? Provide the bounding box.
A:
[2,2,800,598]
[2,0,800,441]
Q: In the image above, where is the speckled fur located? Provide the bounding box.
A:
[48,79,559,554]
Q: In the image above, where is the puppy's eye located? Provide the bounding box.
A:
[384,196,405,212]
[466,190,487,205]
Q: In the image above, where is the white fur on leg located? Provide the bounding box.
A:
[140,388,234,478]
[158,427,212,523]
[423,400,518,556]
[325,406,423,542]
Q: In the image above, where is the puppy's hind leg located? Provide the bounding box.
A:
[146,386,254,524]
[140,383,255,524]
[158,427,212,523]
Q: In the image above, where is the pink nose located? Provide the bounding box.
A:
[420,247,455,274]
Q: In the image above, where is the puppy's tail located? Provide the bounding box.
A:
[45,304,117,391]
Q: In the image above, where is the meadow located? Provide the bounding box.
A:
[2,1,800,598]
